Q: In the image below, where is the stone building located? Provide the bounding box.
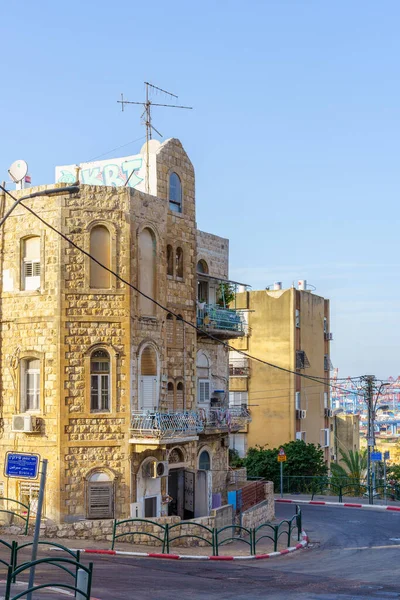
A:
[0,138,249,523]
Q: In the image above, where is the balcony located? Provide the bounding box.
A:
[197,304,246,340]
[129,407,251,444]
[229,360,250,377]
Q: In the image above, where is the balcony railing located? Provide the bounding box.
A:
[229,363,250,377]
[130,407,251,439]
[197,304,246,336]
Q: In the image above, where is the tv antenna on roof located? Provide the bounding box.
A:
[118,82,192,193]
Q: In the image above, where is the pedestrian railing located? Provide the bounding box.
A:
[0,540,17,570]
[12,541,81,584]
[112,518,167,551]
[167,521,215,554]
[5,557,93,600]
[0,498,30,535]
[112,508,302,556]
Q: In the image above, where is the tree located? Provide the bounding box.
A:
[330,449,367,482]
[244,440,327,490]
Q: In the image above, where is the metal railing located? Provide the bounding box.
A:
[111,508,302,557]
[130,411,203,439]
[131,407,251,438]
[0,498,30,535]
[197,304,246,334]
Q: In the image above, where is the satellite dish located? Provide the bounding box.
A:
[8,160,28,183]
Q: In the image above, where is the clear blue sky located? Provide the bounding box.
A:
[1,1,399,378]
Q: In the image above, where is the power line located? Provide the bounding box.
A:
[0,184,364,398]
[85,135,147,163]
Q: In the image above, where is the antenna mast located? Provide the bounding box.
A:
[118,82,192,193]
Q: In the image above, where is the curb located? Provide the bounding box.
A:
[276,498,400,511]
[52,531,308,561]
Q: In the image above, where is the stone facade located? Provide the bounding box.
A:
[0,138,240,524]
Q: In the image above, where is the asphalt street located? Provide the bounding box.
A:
[5,504,400,599]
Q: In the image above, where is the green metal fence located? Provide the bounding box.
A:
[112,518,167,551]
[283,476,400,503]
[0,498,30,535]
[112,508,303,556]
[0,540,17,570]
[167,521,215,554]
[12,541,81,585]
[5,557,93,600]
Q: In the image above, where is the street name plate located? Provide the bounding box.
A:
[5,452,40,479]
[371,451,382,462]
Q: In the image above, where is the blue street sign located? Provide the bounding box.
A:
[5,452,40,479]
[384,451,390,460]
[371,451,382,462]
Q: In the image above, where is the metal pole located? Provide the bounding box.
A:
[27,459,47,600]
[76,568,89,600]
[280,461,283,498]
[384,456,387,505]
[365,376,374,505]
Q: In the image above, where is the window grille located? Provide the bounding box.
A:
[20,482,41,515]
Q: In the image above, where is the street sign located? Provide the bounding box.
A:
[5,452,40,479]
[278,447,287,462]
[371,451,382,462]
[384,451,390,460]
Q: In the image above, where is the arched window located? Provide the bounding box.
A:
[90,350,110,411]
[197,260,208,274]
[22,236,41,290]
[87,471,114,519]
[199,451,211,471]
[176,381,184,411]
[139,345,159,410]
[167,244,174,277]
[176,247,183,279]
[90,225,111,289]
[197,351,210,406]
[169,172,182,213]
[20,358,40,412]
[138,228,156,315]
[167,381,174,411]
[166,313,174,347]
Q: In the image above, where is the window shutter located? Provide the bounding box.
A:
[140,376,158,410]
[198,380,210,404]
[88,482,114,519]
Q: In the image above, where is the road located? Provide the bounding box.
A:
[9,504,400,599]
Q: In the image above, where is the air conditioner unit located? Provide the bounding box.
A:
[324,408,333,418]
[12,414,37,433]
[143,460,169,479]
[300,410,307,419]
[155,461,169,477]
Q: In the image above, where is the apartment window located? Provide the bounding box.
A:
[324,392,328,408]
[295,309,300,328]
[229,391,248,407]
[295,391,301,410]
[176,247,183,279]
[22,236,41,291]
[169,172,182,213]
[21,358,40,412]
[90,225,111,289]
[296,431,306,442]
[20,482,41,515]
[296,350,310,369]
[138,228,156,316]
[323,317,328,334]
[139,345,159,410]
[198,380,210,405]
[90,350,110,412]
[324,355,330,372]
[167,245,174,277]
[321,428,330,447]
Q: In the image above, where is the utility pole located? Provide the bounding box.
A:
[364,375,375,504]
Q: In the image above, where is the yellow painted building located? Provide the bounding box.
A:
[230,284,332,463]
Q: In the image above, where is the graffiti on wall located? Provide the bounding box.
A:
[55,154,144,189]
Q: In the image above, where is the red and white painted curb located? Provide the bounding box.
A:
[52,531,308,561]
[276,498,400,512]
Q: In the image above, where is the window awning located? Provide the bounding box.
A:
[196,272,250,288]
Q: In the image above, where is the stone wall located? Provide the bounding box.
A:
[241,482,274,529]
